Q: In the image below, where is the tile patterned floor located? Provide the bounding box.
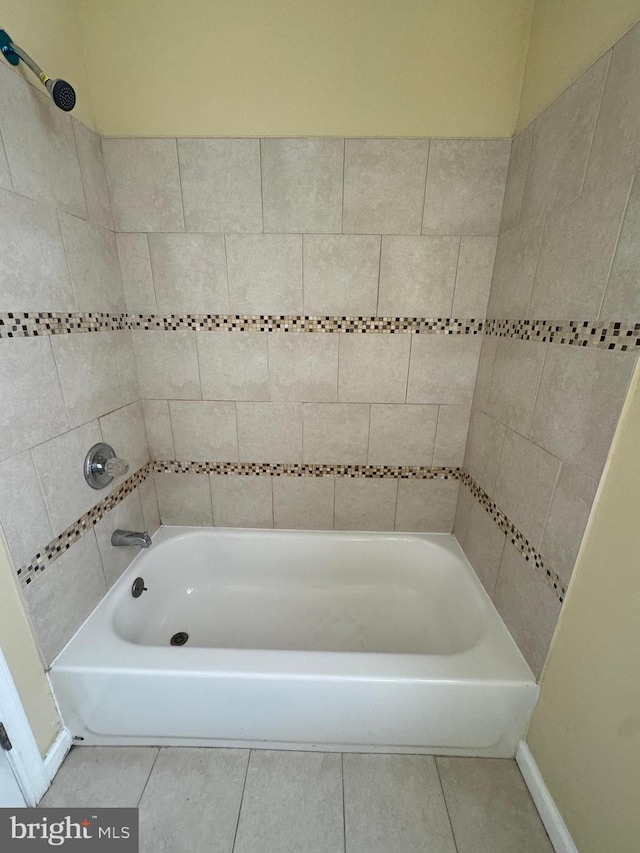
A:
[41,747,554,853]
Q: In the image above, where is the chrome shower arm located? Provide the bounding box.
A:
[3,42,47,85]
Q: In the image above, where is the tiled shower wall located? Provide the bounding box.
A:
[104,136,509,532]
[0,61,160,665]
[455,22,640,675]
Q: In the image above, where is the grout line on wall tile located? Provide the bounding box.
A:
[340,752,347,852]
[54,209,80,313]
[70,119,90,224]
[258,138,265,235]
[374,234,382,316]
[526,342,549,438]
[597,173,635,321]
[524,211,548,319]
[420,139,431,235]
[404,335,413,403]
[174,138,186,233]
[448,236,463,316]
[578,50,612,202]
[300,233,305,316]
[340,138,346,234]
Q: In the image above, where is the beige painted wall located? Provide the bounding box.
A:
[75,0,533,138]
[1,0,95,128]
[0,536,61,757]
[527,360,640,853]
[518,0,640,129]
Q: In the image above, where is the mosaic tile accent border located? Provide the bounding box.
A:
[485,318,640,351]
[16,464,151,589]
[2,311,638,351]
[460,472,566,603]
[0,311,483,337]
[17,458,562,604]
[151,460,462,479]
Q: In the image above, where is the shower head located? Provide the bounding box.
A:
[0,30,76,112]
[44,78,76,112]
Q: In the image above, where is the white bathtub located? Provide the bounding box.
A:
[50,527,538,757]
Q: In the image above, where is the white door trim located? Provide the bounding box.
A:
[0,647,54,805]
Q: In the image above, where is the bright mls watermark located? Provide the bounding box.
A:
[0,809,138,850]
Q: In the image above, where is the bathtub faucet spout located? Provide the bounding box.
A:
[111,529,152,548]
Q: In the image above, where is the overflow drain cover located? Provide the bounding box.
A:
[170,632,189,646]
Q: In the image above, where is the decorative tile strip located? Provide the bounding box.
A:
[17,464,151,589]
[128,314,485,334]
[0,311,129,338]
[485,318,640,352]
[151,460,462,479]
[460,472,566,604]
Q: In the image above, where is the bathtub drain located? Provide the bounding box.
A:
[170,632,189,646]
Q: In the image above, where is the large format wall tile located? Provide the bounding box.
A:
[268,334,338,402]
[433,405,471,467]
[368,404,437,466]
[423,140,510,235]
[0,189,74,313]
[334,478,398,531]
[226,234,302,314]
[99,401,150,474]
[178,138,262,232]
[94,490,145,587]
[103,138,184,232]
[0,126,11,190]
[451,237,497,318]
[197,333,269,402]
[520,55,608,224]
[51,333,122,427]
[500,125,533,233]
[132,331,200,400]
[529,345,637,478]
[493,542,562,678]
[585,20,640,191]
[339,335,411,403]
[0,451,54,569]
[210,475,273,529]
[0,65,86,218]
[72,120,113,230]
[148,233,228,313]
[116,233,157,312]
[493,430,561,548]
[31,420,103,535]
[112,330,140,406]
[272,477,335,530]
[407,336,481,405]
[539,463,599,586]
[261,138,343,233]
[487,217,544,319]
[24,531,107,665]
[0,337,69,462]
[302,403,370,464]
[395,480,459,533]
[601,174,640,321]
[530,176,632,318]
[142,400,175,459]
[456,495,506,597]
[486,339,547,435]
[463,409,506,496]
[169,401,238,461]
[236,402,302,463]
[59,214,125,312]
[378,236,459,316]
[154,472,213,526]
[303,235,380,316]
[343,139,429,234]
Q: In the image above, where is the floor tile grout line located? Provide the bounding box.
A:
[136,747,161,808]
[341,752,347,853]
[230,749,252,853]
[433,757,460,853]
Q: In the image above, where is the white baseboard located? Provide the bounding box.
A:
[44,726,72,782]
[516,741,579,853]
